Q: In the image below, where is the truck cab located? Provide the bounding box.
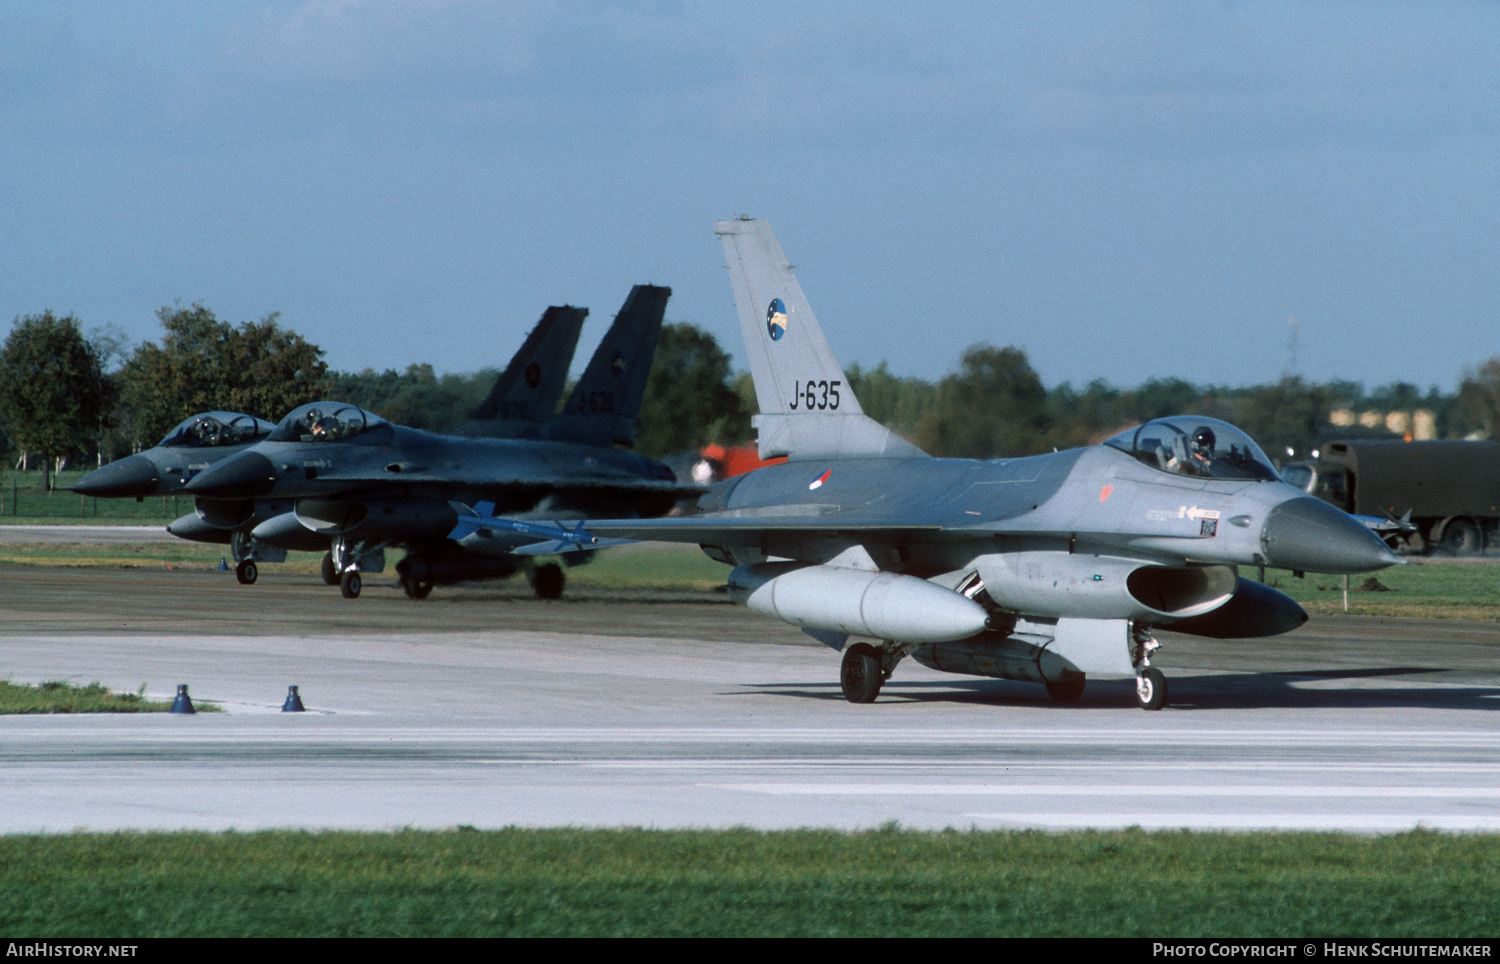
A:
[1284,440,1500,556]
[1281,461,1353,512]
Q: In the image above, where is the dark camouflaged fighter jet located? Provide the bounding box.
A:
[575,219,1398,710]
[73,411,277,500]
[185,285,694,600]
[74,301,590,583]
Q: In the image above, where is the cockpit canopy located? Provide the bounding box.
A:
[1103,416,1279,481]
[268,402,387,443]
[158,412,274,449]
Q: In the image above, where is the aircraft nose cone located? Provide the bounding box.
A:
[1261,496,1401,573]
[71,455,159,497]
[185,452,278,498]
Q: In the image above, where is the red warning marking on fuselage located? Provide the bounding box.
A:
[1100,485,1114,503]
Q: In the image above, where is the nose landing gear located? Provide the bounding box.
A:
[1132,625,1167,710]
[328,537,385,599]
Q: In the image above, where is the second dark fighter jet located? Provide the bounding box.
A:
[186,285,693,598]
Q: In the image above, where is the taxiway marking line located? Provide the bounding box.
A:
[712,783,1500,797]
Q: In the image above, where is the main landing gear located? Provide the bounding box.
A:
[235,560,258,585]
[399,574,433,599]
[1044,676,1086,703]
[839,643,904,704]
[528,562,565,600]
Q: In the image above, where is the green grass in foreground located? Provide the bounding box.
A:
[1,828,1496,937]
[0,679,179,714]
[1261,563,1500,620]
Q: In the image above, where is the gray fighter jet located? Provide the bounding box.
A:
[75,302,589,583]
[575,219,1398,710]
[185,285,690,599]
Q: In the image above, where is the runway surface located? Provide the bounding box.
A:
[2,563,1498,834]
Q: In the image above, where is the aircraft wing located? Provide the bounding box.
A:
[582,515,947,545]
[307,474,702,502]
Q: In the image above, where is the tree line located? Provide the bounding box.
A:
[3,304,1499,489]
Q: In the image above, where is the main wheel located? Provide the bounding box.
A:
[401,576,433,600]
[1135,667,1167,711]
[840,643,884,704]
[235,560,258,585]
[321,552,339,586]
[532,562,565,600]
[340,570,362,599]
[1441,518,1484,556]
[1045,676,1085,703]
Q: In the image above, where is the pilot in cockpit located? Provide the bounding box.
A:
[1188,426,1216,474]
[1166,426,1216,477]
[305,408,329,439]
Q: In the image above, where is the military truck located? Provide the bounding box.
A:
[1281,439,1500,555]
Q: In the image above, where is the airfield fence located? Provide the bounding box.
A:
[0,470,186,523]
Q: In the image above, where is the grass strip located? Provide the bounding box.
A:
[1260,564,1500,620]
[0,827,1496,937]
[1,534,1497,617]
[0,679,177,714]
[0,540,732,589]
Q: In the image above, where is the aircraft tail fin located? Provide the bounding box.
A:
[715,218,925,460]
[547,284,670,448]
[465,305,587,429]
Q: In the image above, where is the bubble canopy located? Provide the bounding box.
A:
[158,412,275,448]
[1103,416,1279,481]
[268,402,387,443]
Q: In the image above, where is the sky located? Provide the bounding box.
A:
[3,1,1498,394]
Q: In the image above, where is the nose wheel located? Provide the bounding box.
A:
[1135,666,1167,711]
[1131,624,1167,710]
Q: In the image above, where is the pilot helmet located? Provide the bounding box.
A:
[1191,426,1216,455]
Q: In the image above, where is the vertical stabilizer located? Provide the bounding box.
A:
[715,218,925,460]
[459,305,587,437]
[547,284,671,448]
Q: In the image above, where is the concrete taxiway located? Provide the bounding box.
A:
[1,564,1498,834]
